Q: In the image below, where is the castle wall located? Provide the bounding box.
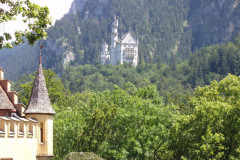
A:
[0,117,38,160]
[120,42,138,67]
[25,114,54,157]
[101,51,110,65]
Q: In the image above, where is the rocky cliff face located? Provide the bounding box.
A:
[42,38,75,67]
[68,0,88,15]
[67,0,240,56]
[189,0,240,48]
[68,0,109,17]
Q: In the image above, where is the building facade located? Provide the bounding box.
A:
[101,19,139,67]
[0,54,55,160]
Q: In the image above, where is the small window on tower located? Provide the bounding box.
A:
[40,123,44,143]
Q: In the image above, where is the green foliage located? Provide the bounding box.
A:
[188,36,240,87]
[0,0,51,49]
[53,91,96,159]
[62,64,157,93]
[17,68,240,159]
[168,74,240,159]
[53,84,178,159]
[60,34,240,105]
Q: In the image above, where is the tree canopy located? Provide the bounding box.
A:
[0,0,51,49]
[16,68,240,159]
[168,74,240,159]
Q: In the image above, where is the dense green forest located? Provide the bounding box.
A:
[57,35,240,103]
[47,0,190,65]
[13,35,240,159]
[16,69,240,159]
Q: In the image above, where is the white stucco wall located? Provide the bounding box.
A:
[0,118,38,160]
[0,115,54,160]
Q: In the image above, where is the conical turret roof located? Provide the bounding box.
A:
[24,54,55,115]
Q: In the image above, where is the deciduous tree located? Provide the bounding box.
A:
[0,0,51,49]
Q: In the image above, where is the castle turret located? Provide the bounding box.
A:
[101,42,110,65]
[24,53,55,160]
[102,42,108,52]
[110,18,119,65]
[111,18,118,48]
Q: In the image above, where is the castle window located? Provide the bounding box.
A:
[40,123,44,143]
[124,48,135,60]
[18,122,24,137]
[9,121,15,137]
[28,123,33,137]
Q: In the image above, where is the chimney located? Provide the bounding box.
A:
[15,104,26,117]
[8,91,18,104]
[0,68,4,80]
[0,80,11,92]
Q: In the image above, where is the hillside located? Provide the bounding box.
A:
[1,0,240,80]
[189,0,240,48]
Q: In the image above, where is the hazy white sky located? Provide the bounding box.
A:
[32,0,74,23]
[0,0,74,38]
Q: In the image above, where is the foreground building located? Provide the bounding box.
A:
[101,18,139,67]
[0,54,55,160]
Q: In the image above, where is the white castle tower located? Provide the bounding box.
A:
[101,42,110,65]
[101,18,139,67]
[111,18,118,48]
[110,18,119,65]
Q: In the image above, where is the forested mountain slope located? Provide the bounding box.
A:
[15,35,240,104]
[189,0,240,48]
[1,0,240,80]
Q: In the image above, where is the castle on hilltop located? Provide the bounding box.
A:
[101,18,139,67]
[0,54,55,160]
